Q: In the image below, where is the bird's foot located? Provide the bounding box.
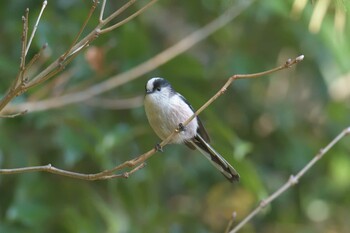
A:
[176,123,186,132]
[155,143,163,152]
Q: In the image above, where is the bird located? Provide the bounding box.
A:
[144,77,239,182]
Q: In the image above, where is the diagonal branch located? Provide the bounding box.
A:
[61,0,99,61]
[26,0,47,56]
[99,0,107,22]
[100,0,158,34]
[0,0,158,115]
[228,126,350,233]
[0,55,304,180]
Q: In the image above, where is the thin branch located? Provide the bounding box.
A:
[100,0,158,34]
[0,0,155,113]
[19,9,29,84]
[25,43,48,72]
[61,0,99,61]
[4,0,254,114]
[181,55,305,129]
[100,0,136,26]
[228,126,350,233]
[27,36,93,90]
[99,0,107,22]
[225,212,237,233]
[0,162,146,180]
[0,56,304,180]
[26,0,47,56]
[0,110,27,118]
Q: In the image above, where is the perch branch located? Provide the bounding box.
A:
[228,126,350,233]
[0,56,304,180]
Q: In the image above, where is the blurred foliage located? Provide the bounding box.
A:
[0,0,350,232]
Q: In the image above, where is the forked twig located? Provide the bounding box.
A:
[100,0,158,34]
[4,0,254,113]
[0,56,304,179]
[228,126,350,233]
[61,0,99,61]
[0,0,158,114]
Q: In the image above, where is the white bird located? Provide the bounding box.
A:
[144,77,239,182]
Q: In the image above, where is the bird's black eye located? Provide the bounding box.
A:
[156,87,161,91]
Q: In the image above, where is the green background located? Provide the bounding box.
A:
[0,0,350,232]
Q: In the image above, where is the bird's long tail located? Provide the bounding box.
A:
[190,134,240,182]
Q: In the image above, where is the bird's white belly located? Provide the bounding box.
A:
[144,94,198,144]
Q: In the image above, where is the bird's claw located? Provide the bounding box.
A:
[155,143,163,152]
[177,123,186,132]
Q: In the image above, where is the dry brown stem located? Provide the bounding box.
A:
[3,0,254,113]
[0,56,304,180]
[0,0,158,116]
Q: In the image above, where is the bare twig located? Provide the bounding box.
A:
[61,0,99,61]
[25,43,48,72]
[99,0,136,25]
[0,110,27,118]
[4,0,254,113]
[0,0,157,114]
[19,9,29,84]
[228,126,350,233]
[0,161,147,180]
[225,212,237,233]
[26,32,96,90]
[26,0,47,56]
[99,0,107,22]
[100,0,158,34]
[0,56,303,179]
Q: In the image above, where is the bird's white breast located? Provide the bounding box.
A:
[144,92,198,144]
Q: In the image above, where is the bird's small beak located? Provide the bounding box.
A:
[145,89,152,94]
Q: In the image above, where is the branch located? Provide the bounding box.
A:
[0,0,157,114]
[99,0,107,22]
[0,110,27,118]
[19,8,29,84]
[228,126,350,233]
[100,0,158,34]
[60,0,98,61]
[4,0,255,113]
[0,56,303,180]
[26,0,47,56]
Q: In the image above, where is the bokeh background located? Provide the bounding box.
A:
[1,0,350,232]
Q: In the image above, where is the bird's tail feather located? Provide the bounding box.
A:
[190,134,240,182]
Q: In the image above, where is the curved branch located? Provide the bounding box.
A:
[0,56,304,180]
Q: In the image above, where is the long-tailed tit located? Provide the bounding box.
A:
[144,77,239,182]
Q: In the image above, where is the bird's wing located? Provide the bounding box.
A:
[178,94,210,143]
